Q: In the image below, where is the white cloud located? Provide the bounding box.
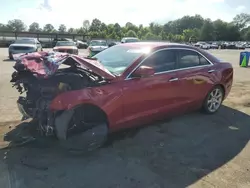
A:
[236,5,246,12]
[15,0,235,28]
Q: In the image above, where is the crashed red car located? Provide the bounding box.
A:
[11,42,233,151]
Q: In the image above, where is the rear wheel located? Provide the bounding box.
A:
[202,86,224,114]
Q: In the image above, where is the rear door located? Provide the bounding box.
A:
[176,49,215,108]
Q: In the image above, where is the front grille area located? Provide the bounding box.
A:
[13,46,31,50]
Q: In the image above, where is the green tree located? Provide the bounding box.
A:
[89,18,102,32]
[68,28,76,33]
[83,20,90,33]
[144,32,161,40]
[0,23,9,31]
[2,13,249,42]
[58,24,67,33]
[182,29,199,42]
[126,30,137,37]
[233,13,250,30]
[244,29,250,40]
[7,19,26,31]
[43,24,55,33]
[29,22,41,32]
[200,19,214,41]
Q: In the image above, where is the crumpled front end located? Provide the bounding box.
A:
[11,51,109,142]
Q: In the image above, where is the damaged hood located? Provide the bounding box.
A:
[70,55,115,79]
[13,51,115,80]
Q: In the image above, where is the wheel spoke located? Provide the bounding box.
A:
[207,99,212,104]
[216,93,222,99]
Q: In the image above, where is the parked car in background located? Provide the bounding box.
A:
[8,38,42,59]
[235,43,245,50]
[88,40,109,57]
[75,40,88,49]
[108,41,121,47]
[53,41,78,54]
[52,38,75,48]
[121,37,140,43]
[194,42,210,49]
[210,42,219,49]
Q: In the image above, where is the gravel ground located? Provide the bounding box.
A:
[0,48,250,188]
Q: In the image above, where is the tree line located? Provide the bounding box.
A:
[0,13,250,42]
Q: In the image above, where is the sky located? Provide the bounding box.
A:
[0,0,249,29]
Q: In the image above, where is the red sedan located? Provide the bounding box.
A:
[12,42,233,151]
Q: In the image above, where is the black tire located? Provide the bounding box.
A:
[58,106,108,153]
[201,85,224,114]
[9,53,13,60]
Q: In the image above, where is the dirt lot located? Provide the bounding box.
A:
[0,48,250,188]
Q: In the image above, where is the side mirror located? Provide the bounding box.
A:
[132,66,155,78]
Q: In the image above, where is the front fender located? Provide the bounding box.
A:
[49,85,123,129]
[50,88,101,111]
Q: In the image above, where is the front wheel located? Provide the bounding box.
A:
[202,86,224,114]
[58,106,108,153]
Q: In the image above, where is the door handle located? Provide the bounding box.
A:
[208,69,215,73]
[169,78,179,82]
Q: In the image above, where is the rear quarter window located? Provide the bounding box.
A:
[199,49,222,63]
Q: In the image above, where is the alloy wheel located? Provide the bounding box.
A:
[207,87,223,113]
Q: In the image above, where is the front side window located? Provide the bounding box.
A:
[142,49,177,73]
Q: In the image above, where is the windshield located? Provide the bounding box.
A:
[90,40,107,46]
[14,39,35,44]
[93,45,150,75]
[56,41,75,46]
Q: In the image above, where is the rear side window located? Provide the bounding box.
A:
[178,49,211,69]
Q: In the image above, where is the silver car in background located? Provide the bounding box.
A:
[8,38,43,59]
[121,37,139,43]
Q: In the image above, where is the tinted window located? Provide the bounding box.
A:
[178,50,210,68]
[90,40,107,46]
[56,41,75,46]
[14,39,35,44]
[199,55,210,65]
[142,50,177,72]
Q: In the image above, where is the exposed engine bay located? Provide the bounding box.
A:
[10,52,109,146]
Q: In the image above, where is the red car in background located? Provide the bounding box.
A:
[11,42,233,151]
[53,41,78,54]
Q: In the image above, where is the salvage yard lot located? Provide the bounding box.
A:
[0,48,250,188]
